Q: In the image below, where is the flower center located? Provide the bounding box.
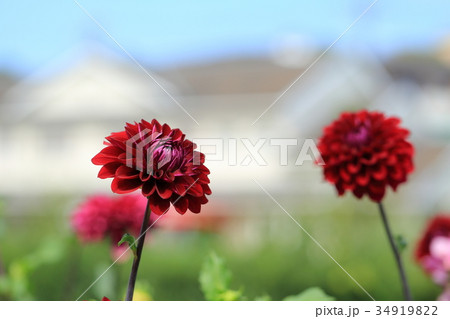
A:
[345,124,370,148]
[150,141,185,173]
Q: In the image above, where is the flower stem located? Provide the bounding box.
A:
[377,202,413,301]
[125,198,151,301]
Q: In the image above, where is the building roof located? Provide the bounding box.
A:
[159,56,307,95]
[0,53,175,126]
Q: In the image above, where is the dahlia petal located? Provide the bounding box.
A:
[198,164,210,174]
[167,182,184,195]
[92,147,123,165]
[142,180,157,196]
[98,162,121,179]
[368,188,385,202]
[372,165,387,181]
[360,153,377,165]
[389,179,401,191]
[347,161,360,174]
[335,182,345,196]
[202,184,212,195]
[139,171,152,182]
[156,183,173,199]
[182,176,196,186]
[140,119,152,129]
[356,171,370,186]
[198,174,210,184]
[342,182,355,190]
[339,167,352,182]
[188,198,202,214]
[148,195,170,215]
[111,178,142,194]
[106,133,128,150]
[151,119,162,133]
[162,123,171,136]
[173,197,188,214]
[390,166,405,181]
[187,182,204,197]
[125,122,139,137]
[170,129,183,141]
[115,165,139,179]
[386,155,397,166]
[324,168,339,183]
[352,187,364,199]
[368,183,386,202]
[198,195,209,204]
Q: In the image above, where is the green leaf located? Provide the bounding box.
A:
[395,235,408,253]
[283,287,335,301]
[118,233,137,257]
[254,294,272,301]
[199,252,242,301]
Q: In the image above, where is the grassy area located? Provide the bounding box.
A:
[0,196,442,301]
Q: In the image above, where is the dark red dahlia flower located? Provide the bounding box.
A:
[92,119,211,215]
[415,215,450,285]
[317,110,414,202]
[72,194,157,246]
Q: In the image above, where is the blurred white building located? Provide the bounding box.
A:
[1,44,450,214]
[0,50,175,195]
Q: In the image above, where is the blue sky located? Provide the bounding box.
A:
[1,0,450,75]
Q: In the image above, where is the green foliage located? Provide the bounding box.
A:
[0,198,441,301]
[118,233,137,258]
[254,294,272,301]
[0,238,65,300]
[199,252,242,301]
[199,253,335,301]
[283,287,335,301]
[395,235,408,253]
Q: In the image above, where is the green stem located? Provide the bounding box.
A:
[125,198,151,301]
[378,202,413,301]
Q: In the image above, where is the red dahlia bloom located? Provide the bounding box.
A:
[92,119,211,215]
[415,215,450,285]
[72,194,157,246]
[317,110,414,202]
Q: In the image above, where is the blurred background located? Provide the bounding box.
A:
[1,0,450,300]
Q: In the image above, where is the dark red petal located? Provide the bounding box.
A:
[347,161,360,174]
[149,195,170,215]
[355,171,370,186]
[156,182,173,199]
[162,123,171,136]
[188,198,201,214]
[98,162,121,179]
[111,178,142,194]
[105,131,129,150]
[352,187,364,198]
[368,183,386,202]
[335,182,345,196]
[92,146,122,165]
[202,184,212,195]
[339,167,351,182]
[151,119,162,133]
[173,197,188,214]
[187,182,204,197]
[139,171,152,182]
[170,129,183,141]
[142,180,156,196]
[324,168,339,183]
[372,165,387,181]
[115,165,139,179]
[172,182,188,195]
